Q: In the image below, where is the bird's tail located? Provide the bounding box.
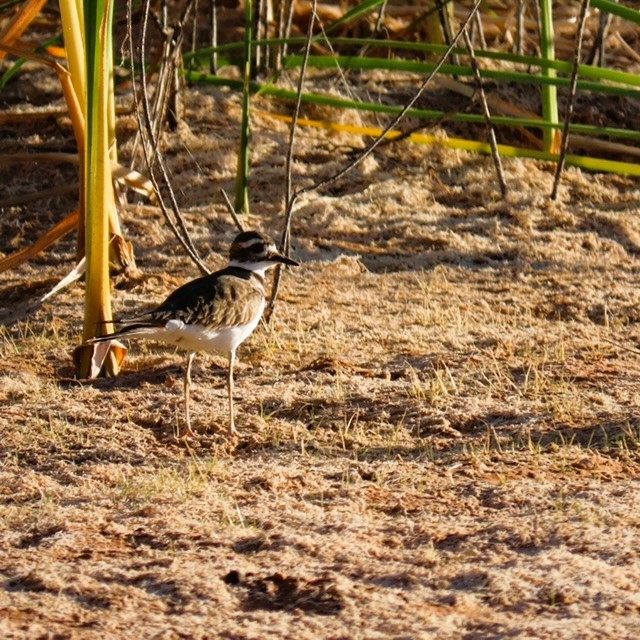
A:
[87,323,162,344]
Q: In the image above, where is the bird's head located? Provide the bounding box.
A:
[228,230,299,275]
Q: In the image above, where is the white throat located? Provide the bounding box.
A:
[229,259,273,278]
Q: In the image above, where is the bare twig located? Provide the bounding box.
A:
[281,0,318,251]
[373,0,388,34]
[462,27,507,197]
[600,336,640,357]
[266,0,485,318]
[586,6,611,66]
[435,0,459,68]
[220,189,246,232]
[296,0,484,201]
[551,0,590,201]
[255,0,264,70]
[189,0,198,71]
[358,0,389,58]
[281,0,296,63]
[473,10,486,50]
[274,0,287,71]
[265,0,318,322]
[614,30,640,64]
[128,0,210,274]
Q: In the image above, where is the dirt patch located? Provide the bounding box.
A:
[1,68,640,639]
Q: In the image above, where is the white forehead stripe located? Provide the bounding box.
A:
[236,238,265,249]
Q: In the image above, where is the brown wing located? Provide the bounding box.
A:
[183,273,264,328]
[134,267,265,329]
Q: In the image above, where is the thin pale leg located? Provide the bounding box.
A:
[180,352,197,438]
[228,349,239,437]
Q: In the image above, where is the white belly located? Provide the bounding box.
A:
[146,305,264,354]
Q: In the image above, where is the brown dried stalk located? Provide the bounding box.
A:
[127,0,210,275]
[551,0,590,201]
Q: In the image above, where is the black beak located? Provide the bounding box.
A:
[272,252,300,267]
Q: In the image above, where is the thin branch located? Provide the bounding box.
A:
[551,0,590,200]
[282,0,317,251]
[267,0,485,319]
[220,189,246,232]
[473,10,486,50]
[128,0,210,274]
[295,0,485,202]
[376,0,388,32]
[586,6,611,66]
[274,0,287,71]
[599,336,640,357]
[265,0,318,322]
[281,0,296,62]
[189,0,198,71]
[516,0,525,55]
[462,27,508,197]
[435,0,458,68]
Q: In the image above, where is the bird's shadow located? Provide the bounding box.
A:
[56,358,232,391]
[56,363,184,391]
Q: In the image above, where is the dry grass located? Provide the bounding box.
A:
[1,76,640,638]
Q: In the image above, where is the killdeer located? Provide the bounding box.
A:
[88,230,299,437]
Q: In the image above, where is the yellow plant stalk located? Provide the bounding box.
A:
[261,112,640,177]
[58,0,85,102]
[76,0,124,377]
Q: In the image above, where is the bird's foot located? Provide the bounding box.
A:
[177,423,198,440]
[229,424,247,440]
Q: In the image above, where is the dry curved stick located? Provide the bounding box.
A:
[266,0,485,318]
[0,209,79,274]
[127,0,210,275]
[551,0,590,201]
[220,189,246,233]
[462,26,507,197]
[265,0,318,322]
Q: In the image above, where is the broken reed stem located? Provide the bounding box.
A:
[551,0,590,200]
[210,0,218,73]
[462,27,507,197]
[128,0,209,275]
[435,0,458,67]
[516,0,525,55]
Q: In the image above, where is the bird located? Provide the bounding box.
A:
[88,230,299,438]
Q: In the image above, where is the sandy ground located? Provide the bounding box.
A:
[1,70,640,639]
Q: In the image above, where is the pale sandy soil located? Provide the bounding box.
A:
[1,72,640,639]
